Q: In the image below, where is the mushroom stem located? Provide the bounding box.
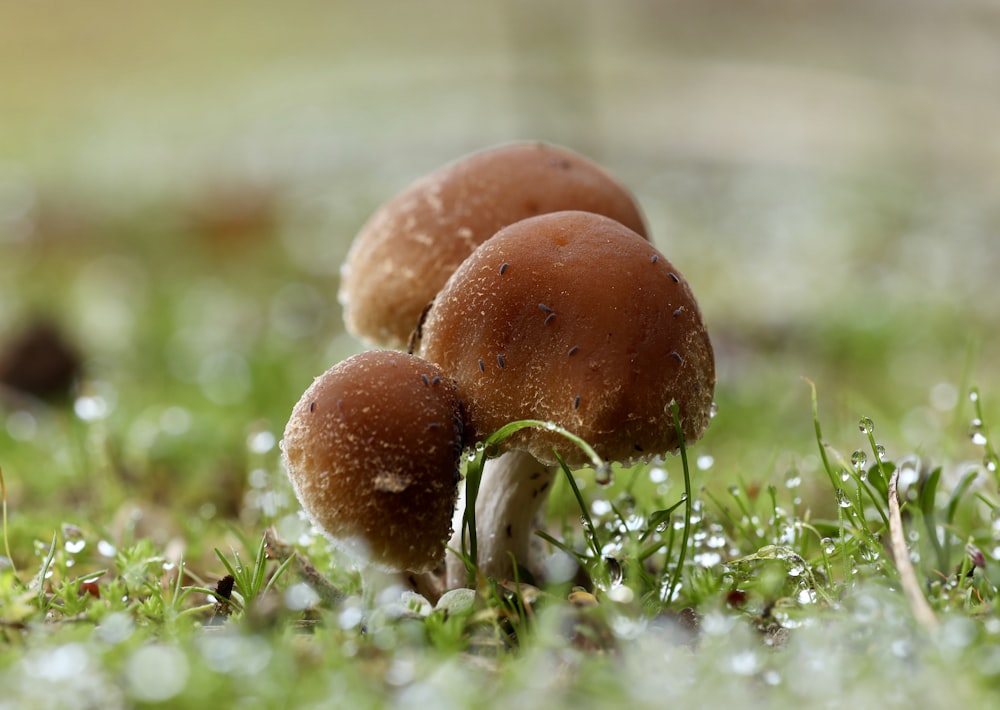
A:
[445,450,557,588]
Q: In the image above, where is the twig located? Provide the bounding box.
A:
[263,528,345,607]
[887,468,940,631]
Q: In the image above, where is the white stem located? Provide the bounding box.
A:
[445,449,557,588]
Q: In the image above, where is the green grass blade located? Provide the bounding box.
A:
[0,466,13,578]
[665,400,692,605]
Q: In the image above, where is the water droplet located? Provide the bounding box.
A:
[246,429,276,454]
[970,388,981,403]
[851,450,867,471]
[594,463,613,486]
[74,394,109,422]
[126,644,190,702]
[859,547,880,562]
[859,417,874,434]
[840,469,851,482]
[590,499,612,517]
[648,466,668,483]
[985,457,998,473]
[785,475,801,489]
[693,551,722,567]
[64,539,86,554]
[605,556,623,585]
[543,421,557,431]
[727,484,740,497]
[971,427,988,446]
[709,402,719,419]
[822,538,836,555]
[696,454,714,471]
[706,534,727,549]
[728,649,761,676]
[836,489,853,508]
[875,445,886,461]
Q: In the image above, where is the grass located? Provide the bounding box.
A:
[4,282,1000,710]
[3,79,1000,706]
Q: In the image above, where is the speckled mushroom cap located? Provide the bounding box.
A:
[339,141,649,349]
[417,210,715,467]
[281,350,464,573]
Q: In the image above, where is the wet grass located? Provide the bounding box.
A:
[3,194,1000,708]
[0,132,999,707]
[3,373,1000,708]
[4,1,1000,703]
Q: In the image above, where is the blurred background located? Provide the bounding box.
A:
[1,0,999,529]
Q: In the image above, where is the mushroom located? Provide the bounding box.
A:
[339,141,648,349]
[416,210,715,587]
[281,350,464,575]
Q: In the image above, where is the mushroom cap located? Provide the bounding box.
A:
[417,210,715,467]
[281,350,464,573]
[339,141,648,348]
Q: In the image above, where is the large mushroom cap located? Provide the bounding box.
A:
[339,141,648,348]
[281,350,464,572]
[417,210,715,466]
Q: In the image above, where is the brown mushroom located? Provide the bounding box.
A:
[416,210,715,586]
[281,350,464,573]
[339,141,648,349]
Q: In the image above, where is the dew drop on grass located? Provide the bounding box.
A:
[970,388,981,403]
[875,444,886,461]
[859,417,874,434]
[648,466,667,483]
[6,410,37,440]
[706,534,727,549]
[836,489,852,508]
[696,454,714,471]
[709,401,719,419]
[785,475,801,489]
[590,499,612,517]
[594,463,612,486]
[64,539,86,554]
[126,645,189,703]
[284,582,321,611]
[821,538,836,555]
[604,556,623,586]
[728,650,761,676]
[74,394,109,422]
[246,429,276,454]
[851,450,867,471]
[607,584,634,604]
[338,605,364,630]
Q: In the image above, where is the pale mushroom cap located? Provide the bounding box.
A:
[281,350,463,572]
[339,141,648,348]
[417,210,715,466]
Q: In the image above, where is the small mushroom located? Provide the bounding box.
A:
[339,141,648,349]
[281,350,464,574]
[417,210,715,586]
